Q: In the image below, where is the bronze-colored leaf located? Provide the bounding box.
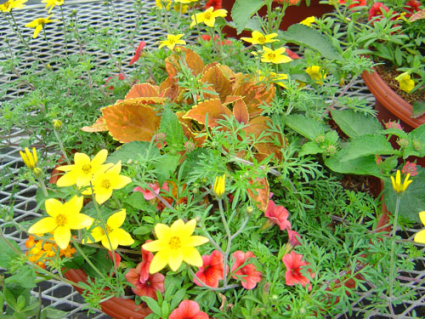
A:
[102,100,161,143]
[233,81,275,117]
[409,9,425,22]
[125,83,159,99]
[201,64,232,102]
[233,99,249,124]
[183,99,232,127]
[80,116,108,132]
[247,177,270,212]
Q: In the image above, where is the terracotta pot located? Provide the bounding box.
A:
[362,68,425,132]
[64,268,152,319]
[221,0,334,39]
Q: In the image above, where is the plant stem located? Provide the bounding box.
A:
[53,130,71,164]
[218,199,232,286]
[146,185,174,210]
[199,221,224,254]
[60,6,68,56]
[42,27,54,57]
[388,195,401,299]
[36,176,49,197]
[71,237,106,279]
[8,11,37,58]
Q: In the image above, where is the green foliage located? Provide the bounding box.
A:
[231,0,265,34]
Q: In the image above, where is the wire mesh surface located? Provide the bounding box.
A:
[0,1,424,318]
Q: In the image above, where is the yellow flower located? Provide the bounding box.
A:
[25,14,59,39]
[41,0,64,14]
[390,170,412,194]
[300,16,316,27]
[213,174,226,197]
[159,34,186,51]
[241,30,278,45]
[261,47,293,64]
[259,70,288,88]
[0,0,27,12]
[85,209,134,251]
[87,161,132,205]
[395,72,415,93]
[175,0,198,3]
[190,7,227,28]
[19,147,38,170]
[414,211,425,244]
[174,3,188,13]
[28,196,93,249]
[306,65,327,84]
[155,0,171,10]
[143,219,209,273]
[57,149,113,188]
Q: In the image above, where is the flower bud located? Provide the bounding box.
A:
[33,167,43,178]
[326,145,337,156]
[46,64,52,70]
[246,206,254,215]
[397,138,409,148]
[184,141,195,153]
[315,135,325,143]
[413,140,421,151]
[126,159,133,164]
[192,187,199,194]
[154,132,166,144]
[213,174,226,197]
[52,119,62,130]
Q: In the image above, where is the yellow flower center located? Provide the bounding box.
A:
[267,53,276,60]
[101,179,111,189]
[169,38,176,44]
[82,164,92,174]
[106,224,113,234]
[4,2,10,8]
[204,12,212,20]
[258,35,266,43]
[56,214,67,226]
[169,236,181,249]
[37,18,46,25]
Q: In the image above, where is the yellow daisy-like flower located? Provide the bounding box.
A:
[87,161,132,205]
[414,211,425,244]
[28,196,93,250]
[25,14,59,39]
[56,149,113,188]
[41,0,64,14]
[85,209,134,251]
[174,3,188,13]
[19,147,38,170]
[0,0,27,12]
[155,0,171,10]
[306,65,327,84]
[390,170,412,194]
[190,7,227,28]
[300,16,316,27]
[259,70,288,88]
[213,174,226,197]
[143,219,209,273]
[241,30,278,45]
[261,47,293,64]
[159,34,186,51]
[175,0,198,3]
[395,72,415,93]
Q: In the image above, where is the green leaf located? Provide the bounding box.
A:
[299,142,324,156]
[126,192,155,213]
[107,141,160,164]
[330,109,383,138]
[325,153,383,177]
[285,114,327,141]
[41,307,69,319]
[412,101,425,118]
[154,154,180,186]
[279,24,343,61]
[179,148,213,179]
[143,297,161,315]
[171,288,187,310]
[231,0,265,34]
[160,108,185,147]
[410,124,425,156]
[340,134,395,162]
[133,225,152,236]
[5,266,36,289]
[0,237,21,269]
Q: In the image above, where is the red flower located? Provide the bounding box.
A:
[384,121,403,130]
[194,250,227,288]
[402,161,418,177]
[200,34,231,46]
[287,228,301,246]
[125,241,165,300]
[205,0,222,10]
[231,251,262,290]
[264,199,291,231]
[282,251,314,290]
[134,182,169,201]
[404,0,421,17]
[285,48,300,60]
[339,0,366,9]
[169,300,209,319]
[105,73,125,91]
[108,251,121,270]
[368,2,389,22]
[129,41,146,66]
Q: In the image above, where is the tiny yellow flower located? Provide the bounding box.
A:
[143,219,209,273]
[25,14,59,39]
[28,196,93,250]
[57,149,113,188]
[88,161,132,205]
[241,30,278,45]
[259,70,288,88]
[20,147,38,170]
[414,211,425,244]
[261,47,293,64]
[213,174,226,197]
[52,119,62,130]
[41,0,64,14]
[190,7,227,28]
[390,170,412,194]
[159,34,186,51]
[0,0,27,12]
[175,0,198,3]
[155,0,171,10]
[85,209,134,251]
[174,3,188,13]
[395,72,415,93]
[306,65,327,84]
[300,16,316,27]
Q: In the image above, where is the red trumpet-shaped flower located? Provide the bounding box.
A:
[231,251,262,290]
[134,182,169,200]
[194,250,227,288]
[264,199,291,231]
[169,300,209,319]
[129,41,146,66]
[205,0,222,10]
[282,251,314,290]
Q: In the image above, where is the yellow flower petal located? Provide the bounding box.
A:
[67,214,93,230]
[183,235,209,247]
[56,171,78,187]
[107,209,126,229]
[111,228,134,246]
[113,175,132,190]
[419,211,425,226]
[85,226,104,243]
[154,223,171,240]
[28,217,56,234]
[143,239,166,252]
[414,229,425,244]
[150,250,169,273]
[181,246,203,267]
[95,190,113,205]
[168,249,183,271]
[64,196,84,216]
[54,226,71,250]
[45,198,63,218]
[102,234,119,251]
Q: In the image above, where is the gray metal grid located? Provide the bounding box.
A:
[0,1,424,318]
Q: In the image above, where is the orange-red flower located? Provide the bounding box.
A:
[282,251,314,290]
[231,251,262,290]
[129,41,146,66]
[402,161,418,177]
[339,0,366,9]
[264,199,291,231]
[287,229,301,246]
[105,74,125,91]
[194,250,227,288]
[205,0,222,10]
[134,182,169,200]
[368,2,389,22]
[200,34,231,46]
[169,300,209,319]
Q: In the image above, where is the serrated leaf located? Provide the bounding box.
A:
[201,64,232,102]
[330,109,383,138]
[107,141,160,164]
[125,83,160,99]
[285,114,326,140]
[183,99,231,127]
[409,9,425,22]
[5,266,36,289]
[279,24,343,61]
[299,141,324,156]
[80,116,108,132]
[160,108,186,147]
[340,134,395,162]
[154,154,180,186]
[412,101,425,118]
[0,237,21,269]
[410,124,425,156]
[231,0,265,34]
[247,177,269,212]
[232,80,275,117]
[325,153,383,177]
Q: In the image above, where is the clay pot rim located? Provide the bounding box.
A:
[361,68,425,129]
